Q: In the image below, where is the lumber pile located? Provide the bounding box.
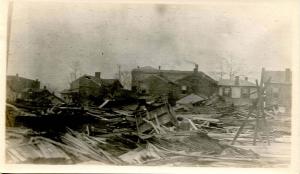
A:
[119,131,259,165]
[6,127,72,164]
[5,90,290,166]
[6,127,135,164]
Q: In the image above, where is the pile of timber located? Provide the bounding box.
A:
[6,127,72,164]
[6,127,137,164]
[119,131,259,165]
[85,102,178,136]
[6,127,261,165]
[7,99,178,139]
[135,103,177,134]
[174,104,253,133]
[86,107,137,134]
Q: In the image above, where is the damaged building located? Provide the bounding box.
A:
[61,72,123,105]
[131,64,218,100]
[262,68,292,112]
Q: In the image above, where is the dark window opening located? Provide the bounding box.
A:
[223,87,231,97]
[241,88,250,98]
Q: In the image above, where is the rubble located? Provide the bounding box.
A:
[6,127,260,165]
[5,73,291,167]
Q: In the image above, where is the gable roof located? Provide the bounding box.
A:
[175,73,217,84]
[149,74,180,86]
[133,66,216,84]
[177,93,205,105]
[101,79,122,87]
[74,75,122,88]
[263,70,291,84]
[218,79,256,87]
[6,75,38,83]
[6,75,40,92]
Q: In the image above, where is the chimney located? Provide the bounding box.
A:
[285,68,291,82]
[95,72,101,79]
[234,76,240,86]
[245,77,248,81]
[194,64,198,73]
[158,66,163,76]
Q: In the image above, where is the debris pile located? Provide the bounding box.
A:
[6,127,259,165]
[5,86,290,166]
[119,131,259,165]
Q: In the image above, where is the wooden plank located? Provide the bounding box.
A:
[231,107,254,145]
[142,118,160,134]
[185,118,198,130]
[138,113,171,133]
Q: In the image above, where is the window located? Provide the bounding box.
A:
[223,87,231,97]
[241,88,250,98]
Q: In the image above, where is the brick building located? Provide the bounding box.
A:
[131,65,218,100]
[61,72,123,105]
[6,74,40,102]
[262,68,292,112]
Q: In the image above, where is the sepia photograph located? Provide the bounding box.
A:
[1,0,300,172]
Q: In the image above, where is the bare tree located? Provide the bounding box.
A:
[219,57,244,80]
[70,61,81,80]
[66,60,82,87]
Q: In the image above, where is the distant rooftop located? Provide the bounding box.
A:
[263,69,292,84]
[132,65,216,83]
[7,74,39,82]
[132,66,196,74]
[74,74,121,87]
[218,79,256,87]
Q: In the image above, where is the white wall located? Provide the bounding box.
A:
[231,87,241,98]
[219,87,223,96]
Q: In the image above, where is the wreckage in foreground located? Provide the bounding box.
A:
[5,70,291,167]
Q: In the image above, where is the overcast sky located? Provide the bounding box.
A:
[7,1,296,91]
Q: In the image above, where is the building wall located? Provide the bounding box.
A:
[69,76,103,104]
[175,75,218,97]
[132,69,217,99]
[219,86,257,106]
[7,76,40,92]
[6,76,40,102]
[141,76,181,99]
[70,76,100,91]
[231,87,241,98]
[265,83,291,111]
